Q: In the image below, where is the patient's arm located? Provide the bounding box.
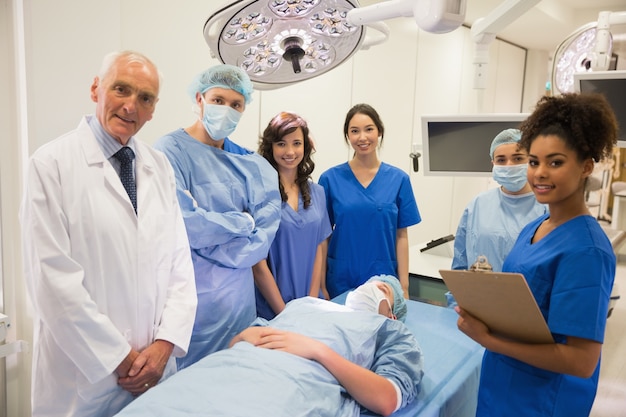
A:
[455,306,602,378]
[235,327,398,417]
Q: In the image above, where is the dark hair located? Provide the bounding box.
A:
[258,112,315,208]
[343,103,385,145]
[519,93,618,162]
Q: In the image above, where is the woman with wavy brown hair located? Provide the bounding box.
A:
[253,112,332,319]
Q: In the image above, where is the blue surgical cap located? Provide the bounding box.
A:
[367,275,407,322]
[489,128,522,160]
[188,64,253,104]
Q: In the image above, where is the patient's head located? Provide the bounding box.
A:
[345,275,407,322]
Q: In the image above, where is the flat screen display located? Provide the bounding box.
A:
[574,70,626,147]
[421,114,529,176]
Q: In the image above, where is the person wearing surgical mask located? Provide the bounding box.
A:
[345,274,407,322]
[153,65,281,370]
[451,128,547,278]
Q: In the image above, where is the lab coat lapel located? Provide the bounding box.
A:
[134,143,157,216]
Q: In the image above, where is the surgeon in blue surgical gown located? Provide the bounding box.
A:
[153,65,281,369]
[452,128,546,273]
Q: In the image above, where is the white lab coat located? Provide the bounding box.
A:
[20,117,197,417]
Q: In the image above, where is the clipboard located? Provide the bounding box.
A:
[439,269,554,344]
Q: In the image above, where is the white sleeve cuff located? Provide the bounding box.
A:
[388,378,402,413]
[242,212,255,232]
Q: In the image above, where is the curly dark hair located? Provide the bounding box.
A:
[519,93,618,162]
[343,103,385,146]
[258,112,315,208]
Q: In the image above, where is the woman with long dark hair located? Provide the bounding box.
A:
[254,112,332,319]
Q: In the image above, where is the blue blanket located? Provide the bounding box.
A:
[116,298,483,417]
[116,297,423,417]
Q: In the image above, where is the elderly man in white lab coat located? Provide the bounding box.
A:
[20,50,197,417]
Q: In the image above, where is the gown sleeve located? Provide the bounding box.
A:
[371,319,424,410]
[452,205,470,270]
[156,135,281,269]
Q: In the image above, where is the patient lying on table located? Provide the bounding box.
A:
[116,276,423,417]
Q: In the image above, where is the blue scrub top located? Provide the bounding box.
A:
[477,214,615,417]
[319,162,421,298]
[255,182,332,319]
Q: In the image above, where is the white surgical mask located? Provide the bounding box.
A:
[492,163,528,192]
[345,283,395,319]
[200,99,242,140]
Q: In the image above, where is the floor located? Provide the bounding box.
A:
[589,261,626,416]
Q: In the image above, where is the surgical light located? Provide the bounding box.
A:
[551,23,606,95]
[205,0,364,90]
[551,10,626,96]
[204,0,465,90]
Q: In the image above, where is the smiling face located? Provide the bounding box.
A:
[90,58,159,145]
[346,113,380,156]
[527,134,593,209]
[272,127,304,175]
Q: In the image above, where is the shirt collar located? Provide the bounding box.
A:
[87,115,136,159]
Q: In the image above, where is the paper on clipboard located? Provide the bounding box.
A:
[439,269,554,344]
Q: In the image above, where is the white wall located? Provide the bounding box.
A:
[2,1,549,414]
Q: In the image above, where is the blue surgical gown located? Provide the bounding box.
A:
[319,162,421,298]
[255,181,332,319]
[154,129,281,369]
[452,187,547,272]
[477,214,615,417]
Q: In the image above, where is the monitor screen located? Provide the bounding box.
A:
[421,114,529,177]
[574,70,626,147]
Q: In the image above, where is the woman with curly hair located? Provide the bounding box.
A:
[253,112,332,319]
[455,93,618,417]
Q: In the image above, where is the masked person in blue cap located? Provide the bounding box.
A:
[118,275,423,417]
[154,64,281,370]
[345,274,408,322]
[451,128,547,276]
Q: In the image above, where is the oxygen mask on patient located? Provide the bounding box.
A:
[346,283,396,320]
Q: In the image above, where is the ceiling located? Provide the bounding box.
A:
[462,0,626,57]
[361,0,626,58]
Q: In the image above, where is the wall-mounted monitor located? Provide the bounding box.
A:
[421,113,529,177]
[574,70,626,148]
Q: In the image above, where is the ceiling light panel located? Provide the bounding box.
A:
[204,0,364,90]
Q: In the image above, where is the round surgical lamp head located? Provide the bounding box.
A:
[204,0,365,90]
[551,22,613,95]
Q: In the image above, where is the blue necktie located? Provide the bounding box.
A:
[114,147,137,213]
